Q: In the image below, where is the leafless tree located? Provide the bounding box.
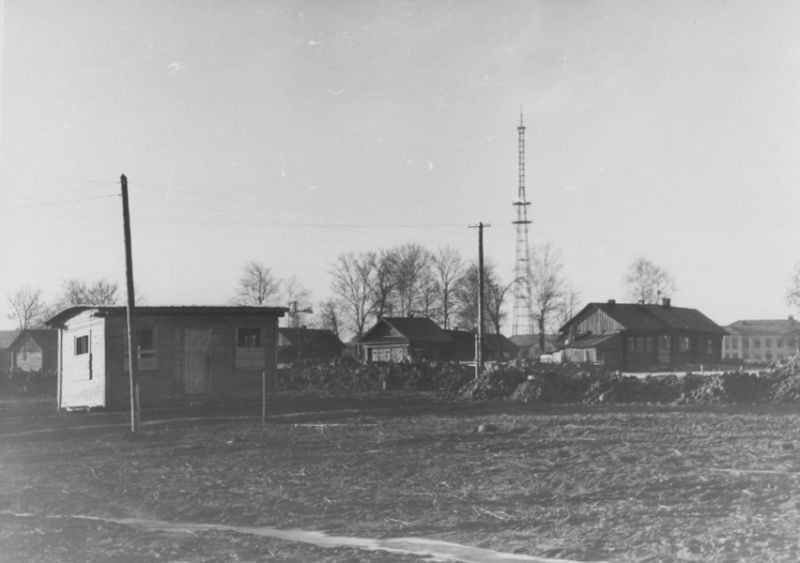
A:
[316,299,342,338]
[368,250,396,320]
[58,278,120,306]
[486,276,514,341]
[556,283,582,328]
[6,285,47,330]
[391,243,433,316]
[454,259,502,332]
[531,243,567,353]
[432,245,465,329]
[788,260,800,315]
[233,261,281,305]
[283,275,313,327]
[624,256,676,304]
[329,252,374,338]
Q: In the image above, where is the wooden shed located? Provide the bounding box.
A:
[46,305,287,410]
[9,329,58,373]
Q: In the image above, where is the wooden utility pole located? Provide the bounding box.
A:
[121,174,141,433]
[469,222,490,378]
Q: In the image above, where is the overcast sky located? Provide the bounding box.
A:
[2,0,799,332]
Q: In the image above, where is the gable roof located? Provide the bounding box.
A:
[564,302,726,335]
[9,329,58,356]
[0,330,19,349]
[47,305,289,328]
[359,317,453,344]
[278,327,344,349]
[726,318,800,337]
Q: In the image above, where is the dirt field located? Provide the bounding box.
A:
[2,394,800,562]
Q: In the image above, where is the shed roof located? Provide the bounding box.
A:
[9,329,58,356]
[0,330,19,349]
[47,305,289,328]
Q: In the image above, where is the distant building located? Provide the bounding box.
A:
[47,305,287,410]
[0,330,19,374]
[559,299,726,371]
[446,330,518,362]
[509,334,559,361]
[9,329,58,373]
[359,317,454,363]
[723,318,800,363]
[277,327,344,363]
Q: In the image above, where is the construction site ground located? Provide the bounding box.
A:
[3,389,800,562]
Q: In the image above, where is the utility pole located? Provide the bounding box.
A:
[469,222,490,378]
[121,174,141,433]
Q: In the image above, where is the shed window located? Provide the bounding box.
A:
[237,328,262,348]
[75,335,89,355]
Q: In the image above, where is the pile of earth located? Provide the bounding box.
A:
[277,358,800,405]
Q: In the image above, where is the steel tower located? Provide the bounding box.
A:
[512,110,534,336]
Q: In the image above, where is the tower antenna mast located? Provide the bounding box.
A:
[512,109,535,336]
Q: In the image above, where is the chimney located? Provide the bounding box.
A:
[662,297,671,308]
[607,299,616,306]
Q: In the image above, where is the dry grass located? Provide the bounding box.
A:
[3,398,800,561]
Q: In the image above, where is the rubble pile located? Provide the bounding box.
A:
[276,357,800,405]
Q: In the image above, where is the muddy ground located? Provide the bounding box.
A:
[3,394,800,562]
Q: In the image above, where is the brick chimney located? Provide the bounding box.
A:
[662,297,671,308]
[607,299,616,306]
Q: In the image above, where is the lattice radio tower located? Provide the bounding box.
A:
[512,109,535,336]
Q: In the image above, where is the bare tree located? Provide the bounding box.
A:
[556,283,582,328]
[329,252,374,338]
[283,275,313,327]
[531,243,567,354]
[7,285,47,330]
[432,246,465,329]
[316,299,342,338]
[788,261,800,315]
[454,259,501,331]
[57,278,120,307]
[624,256,676,304]
[233,261,281,305]
[368,250,396,320]
[391,243,433,317]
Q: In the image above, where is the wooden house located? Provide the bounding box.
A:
[358,317,455,363]
[559,299,726,371]
[446,330,518,362]
[277,327,344,363]
[46,305,287,410]
[9,329,58,373]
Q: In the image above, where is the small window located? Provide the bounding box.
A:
[237,328,261,348]
[680,336,690,352]
[136,327,158,371]
[75,335,89,355]
[707,340,713,355]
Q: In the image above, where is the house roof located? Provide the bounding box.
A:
[278,327,344,349]
[564,302,727,335]
[359,317,453,344]
[9,329,58,355]
[564,333,617,349]
[726,318,800,337]
[47,305,289,328]
[0,330,19,349]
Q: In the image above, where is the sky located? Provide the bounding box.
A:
[2,0,799,333]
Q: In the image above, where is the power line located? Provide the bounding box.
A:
[0,193,118,210]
